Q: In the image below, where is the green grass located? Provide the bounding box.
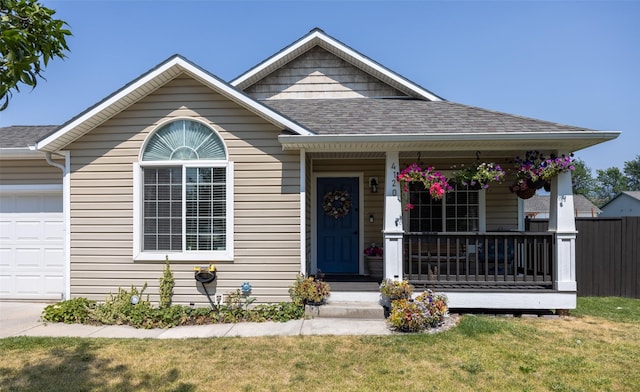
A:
[572,296,640,323]
[0,297,639,391]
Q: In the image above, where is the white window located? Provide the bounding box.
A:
[134,119,234,261]
[408,184,484,232]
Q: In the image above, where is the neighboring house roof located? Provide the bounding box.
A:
[525,194,601,216]
[625,191,640,201]
[231,28,443,101]
[35,55,314,152]
[599,191,640,217]
[600,191,640,208]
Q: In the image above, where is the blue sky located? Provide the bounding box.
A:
[1,1,638,174]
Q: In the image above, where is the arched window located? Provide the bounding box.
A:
[135,120,233,261]
[142,120,226,161]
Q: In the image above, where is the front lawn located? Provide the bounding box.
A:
[1,297,638,391]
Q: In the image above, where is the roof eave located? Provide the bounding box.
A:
[278,131,621,152]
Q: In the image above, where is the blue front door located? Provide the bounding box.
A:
[317,177,359,273]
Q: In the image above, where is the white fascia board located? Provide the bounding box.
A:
[36,57,184,151]
[231,30,443,102]
[37,57,313,152]
[279,131,620,145]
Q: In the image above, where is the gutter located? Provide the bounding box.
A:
[278,131,621,152]
[279,131,621,144]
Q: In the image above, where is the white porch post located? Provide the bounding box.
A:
[299,149,307,276]
[549,170,577,292]
[383,151,404,280]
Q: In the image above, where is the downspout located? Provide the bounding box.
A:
[45,152,65,171]
[44,151,71,300]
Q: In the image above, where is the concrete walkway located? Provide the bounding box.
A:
[0,302,392,339]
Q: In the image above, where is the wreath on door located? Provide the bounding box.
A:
[322,190,352,219]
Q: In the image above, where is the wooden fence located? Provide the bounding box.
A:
[527,217,640,298]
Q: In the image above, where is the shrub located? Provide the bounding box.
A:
[387,290,449,332]
[42,297,95,324]
[255,302,305,322]
[159,256,174,309]
[289,274,330,305]
[379,279,413,299]
[92,284,157,328]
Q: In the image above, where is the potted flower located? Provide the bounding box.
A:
[396,163,452,208]
[288,274,331,306]
[379,279,413,317]
[364,243,383,277]
[451,161,506,190]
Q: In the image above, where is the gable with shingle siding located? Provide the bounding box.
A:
[244,46,407,100]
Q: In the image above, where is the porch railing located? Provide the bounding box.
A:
[404,232,555,291]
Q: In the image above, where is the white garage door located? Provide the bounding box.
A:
[0,192,65,300]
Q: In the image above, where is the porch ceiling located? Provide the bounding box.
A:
[280,132,619,154]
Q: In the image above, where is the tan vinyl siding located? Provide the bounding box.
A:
[67,74,301,306]
[485,184,519,231]
[245,47,407,100]
[0,158,63,185]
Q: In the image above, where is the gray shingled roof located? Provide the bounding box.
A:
[263,98,600,135]
[0,125,58,148]
[525,194,601,214]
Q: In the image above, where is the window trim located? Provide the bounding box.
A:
[133,161,234,261]
[133,118,234,261]
[404,186,486,233]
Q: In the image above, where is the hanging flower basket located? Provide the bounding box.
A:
[322,190,352,219]
[510,151,575,195]
[396,163,452,208]
[515,187,536,200]
[451,161,506,190]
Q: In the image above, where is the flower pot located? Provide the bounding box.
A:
[516,187,536,199]
[526,179,544,190]
[304,299,327,306]
[543,182,551,192]
[365,256,383,278]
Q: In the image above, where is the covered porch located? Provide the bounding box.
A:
[296,147,581,309]
[280,121,616,309]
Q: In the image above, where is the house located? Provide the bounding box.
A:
[599,191,640,217]
[0,29,619,309]
[525,194,601,219]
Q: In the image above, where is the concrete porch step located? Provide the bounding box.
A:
[305,300,385,320]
